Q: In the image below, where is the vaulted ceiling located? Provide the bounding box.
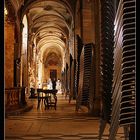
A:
[21,0,75,68]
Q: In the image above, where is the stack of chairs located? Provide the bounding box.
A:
[99,0,136,139]
[99,0,115,139]
[81,43,94,107]
[76,45,84,111]
[74,35,83,99]
[76,43,95,111]
[109,0,136,139]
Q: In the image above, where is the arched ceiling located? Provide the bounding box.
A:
[22,0,74,68]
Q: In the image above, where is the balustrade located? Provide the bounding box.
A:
[5,87,26,111]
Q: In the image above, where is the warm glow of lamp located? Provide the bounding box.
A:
[4,8,8,15]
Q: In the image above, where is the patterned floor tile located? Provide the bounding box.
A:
[5,94,125,140]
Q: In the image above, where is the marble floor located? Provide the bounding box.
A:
[5,93,125,140]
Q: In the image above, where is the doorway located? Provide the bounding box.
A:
[50,69,57,80]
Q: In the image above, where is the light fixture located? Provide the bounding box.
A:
[4,7,8,16]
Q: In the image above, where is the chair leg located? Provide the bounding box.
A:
[44,97,49,110]
[44,99,46,110]
[98,119,107,140]
[37,99,41,109]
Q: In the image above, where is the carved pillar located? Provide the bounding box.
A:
[26,11,31,96]
[34,46,38,94]
[14,42,20,87]
[20,22,24,87]
[26,40,31,96]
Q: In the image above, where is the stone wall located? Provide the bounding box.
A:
[5,22,15,88]
[82,0,95,44]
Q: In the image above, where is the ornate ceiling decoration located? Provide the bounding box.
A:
[45,52,62,67]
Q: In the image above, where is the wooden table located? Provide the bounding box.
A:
[37,89,58,110]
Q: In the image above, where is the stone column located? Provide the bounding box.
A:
[34,46,38,94]
[20,22,24,87]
